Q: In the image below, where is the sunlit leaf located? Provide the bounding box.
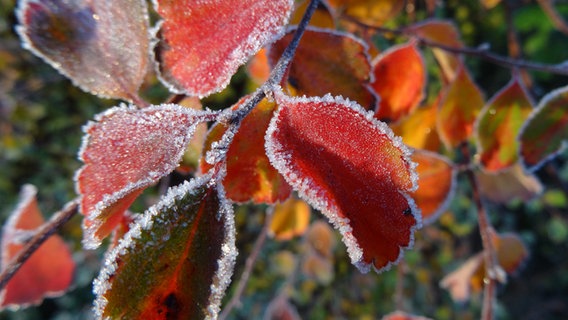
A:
[411,150,456,225]
[476,77,534,172]
[437,66,485,149]
[406,20,463,82]
[266,89,420,273]
[0,185,75,310]
[327,0,404,27]
[290,0,335,29]
[519,86,568,171]
[268,27,377,110]
[93,174,236,319]
[372,42,426,123]
[201,97,292,203]
[247,48,271,86]
[391,97,441,151]
[382,310,433,320]
[154,0,293,98]
[441,230,529,302]
[269,198,311,240]
[77,104,217,248]
[306,220,337,258]
[476,163,543,203]
[16,0,150,101]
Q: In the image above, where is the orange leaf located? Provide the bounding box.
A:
[269,198,311,241]
[475,77,534,172]
[268,27,377,110]
[437,66,485,149]
[306,220,337,258]
[266,89,420,273]
[247,48,271,86]
[411,150,456,225]
[0,185,75,310]
[301,252,334,284]
[476,163,543,203]
[391,97,441,151]
[372,42,427,123]
[201,97,292,203]
[382,310,433,320]
[327,0,404,27]
[290,0,335,29]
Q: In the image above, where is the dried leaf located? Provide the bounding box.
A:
[372,42,426,123]
[93,174,236,319]
[269,198,311,240]
[201,97,292,203]
[76,104,217,248]
[519,86,568,171]
[476,77,534,172]
[266,89,420,273]
[0,185,75,310]
[268,27,377,110]
[16,0,150,101]
[476,163,543,203]
[154,0,293,97]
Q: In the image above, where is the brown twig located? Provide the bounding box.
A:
[0,199,79,291]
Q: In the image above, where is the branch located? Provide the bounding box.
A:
[0,199,79,291]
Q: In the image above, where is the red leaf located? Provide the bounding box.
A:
[411,150,456,225]
[372,42,427,123]
[266,89,420,273]
[76,104,217,248]
[200,97,292,203]
[268,27,377,110]
[0,185,75,310]
[154,0,293,97]
[16,0,150,101]
[475,77,534,172]
[93,174,236,319]
[519,86,568,171]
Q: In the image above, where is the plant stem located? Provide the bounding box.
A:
[219,209,273,320]
[0,199,79,291]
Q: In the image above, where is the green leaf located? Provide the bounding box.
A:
[93,174,236,319]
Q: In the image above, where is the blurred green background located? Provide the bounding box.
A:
[1,0,568,319]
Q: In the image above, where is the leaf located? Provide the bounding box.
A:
[16,0,150,101]
[437,66,485,149]
[407,20,464,82]
[200,97,292,203]
[476,163,543,203]
[153,0,293,98]
[372,42,427,123]
[264,296,301,320]
[93,174,236,319]
[301,252,334,284]
[327,0,404,27]
[269,198,311,240]
[175,97,209,175]
[247,48,271,86]
[76,104,217,248]
[475,77,534,172]
[481,0,502,9]
[519,86,568,171]
[306,220,337,258]
[411,150,456,225]
[268,27,377,110]
[441,231,529,302]
[290,0,335,29]
[391,97,441,151]
[382,311,433,320]
[0,185,75,310]
[266,89,420,273]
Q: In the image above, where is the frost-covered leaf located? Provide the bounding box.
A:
[16,0,150,101]
[476,77,534,172]
[407,20,463,82]
[0,185,75,310]
[437,66,485,149]
[476,163,543,203]
[268,27,377,110]
[391,97,441,152]
[153,0,293,97]
[269,198,311,240]
[372,42,426,123]
[411,150,456,225]
[76,104,217,248]
[327,0,404,27]
[266,89,420,273]
[93,174,236,319]
[519,86,568,171]
[201,97,292,203]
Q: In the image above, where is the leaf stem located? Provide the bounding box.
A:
[0,199,79,291]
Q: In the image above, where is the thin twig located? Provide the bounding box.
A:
[342,15,568,76]
[0,199,79,291]
[219,209,274,320]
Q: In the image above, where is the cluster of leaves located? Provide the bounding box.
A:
[1,0,568,319]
